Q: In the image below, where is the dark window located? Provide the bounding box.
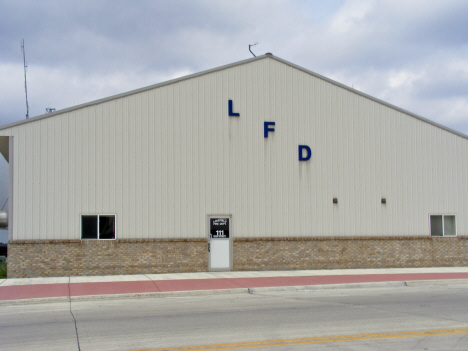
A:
[430,215,456,237]
[82,215,98,239]
[99,216,115,239]
[81,215,115,240]
[444,216,456,236]
[210,218,229,238]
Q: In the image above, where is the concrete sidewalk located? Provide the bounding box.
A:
[1,267,468,304]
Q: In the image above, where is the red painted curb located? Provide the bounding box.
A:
[1,272,468,301]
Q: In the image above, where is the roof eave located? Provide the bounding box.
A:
[0,54,270,131]
[1,53,466,140]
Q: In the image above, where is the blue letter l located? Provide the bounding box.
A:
[229,100,240,116]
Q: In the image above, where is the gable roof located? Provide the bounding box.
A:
[1,54,466,140]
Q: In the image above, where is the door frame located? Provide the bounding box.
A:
[207,214,233,272]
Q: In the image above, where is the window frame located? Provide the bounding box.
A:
[81,214,117,240]
[429,214,456,237]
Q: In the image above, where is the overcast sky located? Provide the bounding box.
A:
[1,1,468,234]
[2,0,468,133]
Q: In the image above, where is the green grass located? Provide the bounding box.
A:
[0,262,6,279]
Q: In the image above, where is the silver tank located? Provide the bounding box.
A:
[0,211,7,228]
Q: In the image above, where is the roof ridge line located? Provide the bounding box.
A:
[1,53,466,141]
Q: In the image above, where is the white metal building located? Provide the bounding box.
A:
[1,54,467,278]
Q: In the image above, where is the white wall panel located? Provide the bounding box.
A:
[1,56,468,240]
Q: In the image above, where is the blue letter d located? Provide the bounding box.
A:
[298,145,311,161]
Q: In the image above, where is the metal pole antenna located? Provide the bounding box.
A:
[249,43,258,57]
[21,39,29,119]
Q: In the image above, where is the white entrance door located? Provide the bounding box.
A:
[208,216,232,271]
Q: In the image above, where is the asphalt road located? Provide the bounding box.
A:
[1,283,468,351]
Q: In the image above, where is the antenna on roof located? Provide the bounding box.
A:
[249,43,258,57]
[21,39,29,119]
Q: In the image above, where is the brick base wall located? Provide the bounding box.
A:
[234,237,468,271]
[8,239,207,278]
[7,236,468,278]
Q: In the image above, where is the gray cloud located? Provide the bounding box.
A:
[2,0,468,219]
[1,0,468,135]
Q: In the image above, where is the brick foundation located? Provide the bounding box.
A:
[234,236,468,271]
[6,236,468,278]
[7,239,207,278]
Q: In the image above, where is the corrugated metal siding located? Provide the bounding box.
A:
[0,57,467,240]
